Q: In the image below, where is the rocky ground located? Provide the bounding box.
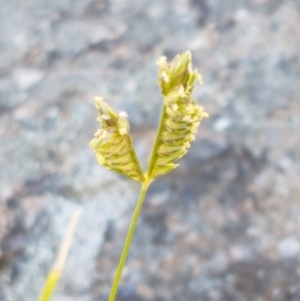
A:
[0,0,300,300]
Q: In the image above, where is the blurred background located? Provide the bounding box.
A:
[0,0,300,300]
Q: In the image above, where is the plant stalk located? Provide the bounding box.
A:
[108,181,150,301]
[145,105,166,180]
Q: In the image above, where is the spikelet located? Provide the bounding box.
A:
[90,97,144,182]
[146,51,208,180]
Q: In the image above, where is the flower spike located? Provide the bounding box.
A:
[90,51,208,184]
[89,51,208,301]
[90,97,144,182]
[146,51,208,181]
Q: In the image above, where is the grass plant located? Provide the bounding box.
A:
[37,51,207,301]
[90,51,208,301]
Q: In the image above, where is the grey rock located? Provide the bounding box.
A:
[12,68,44,91]
[278,237,300,259]
[1,0,300,300]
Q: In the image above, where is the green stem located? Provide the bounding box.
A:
[108,181,150,301]
[128,135,146,182]
[146,105,166,180]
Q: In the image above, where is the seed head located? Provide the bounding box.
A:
[90,97,144,182]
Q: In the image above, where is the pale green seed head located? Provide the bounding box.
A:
[90,51,208,184]
[148,51,208,180]
[90,98,144,182]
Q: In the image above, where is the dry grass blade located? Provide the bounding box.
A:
[38,208,82,301]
